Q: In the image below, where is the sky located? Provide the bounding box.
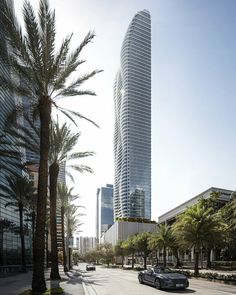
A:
[14,0,236,236]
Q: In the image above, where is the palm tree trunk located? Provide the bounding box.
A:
[163,246,167,267]
[206,248,211,269]
[19,205,26,273]
[155,251,159,266]
[49,163,61,280]
[32,96,51,292]
[144,255,147,270]
[45,229,49,268]
[194,250,200,276]
[174,249,181,268]
[131,252,134,269]
[32,211,35,243]
[61,206,68,272]
[68,245,72,269]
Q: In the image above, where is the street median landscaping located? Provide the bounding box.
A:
[174,270,236,285]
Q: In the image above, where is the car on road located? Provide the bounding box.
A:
[138,267,189,290]
[86,264,96,271]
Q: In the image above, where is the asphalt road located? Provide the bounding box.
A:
[80,263,236,295]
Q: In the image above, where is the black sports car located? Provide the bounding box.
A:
[138,267,189,290]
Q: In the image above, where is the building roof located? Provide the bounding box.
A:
[158,187,233,224]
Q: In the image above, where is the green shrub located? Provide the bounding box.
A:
[19,287,64,295]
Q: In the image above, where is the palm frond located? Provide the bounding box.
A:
[38,0,56,91]
[23,0,42,70]
[65,170,74,183]
[54,69,102,98]
[67,164,94,174]
[66,152,95,161]
[54,104,99,127]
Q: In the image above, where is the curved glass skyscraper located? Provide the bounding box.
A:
[114,10,151,220]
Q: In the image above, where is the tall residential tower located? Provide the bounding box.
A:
[114,10,151,220]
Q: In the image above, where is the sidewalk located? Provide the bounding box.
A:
[0,266,85,295]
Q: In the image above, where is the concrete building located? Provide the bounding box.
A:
[77,237,96,254]
[96,184,114,242]
[157,187,233,266]
[101,221,157,246]
[158,187,233,225]
[114,10,151,220]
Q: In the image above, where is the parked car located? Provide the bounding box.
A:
[86,264,96,271]
[138,267,189,290]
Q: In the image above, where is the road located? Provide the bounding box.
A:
[80,263,236,295]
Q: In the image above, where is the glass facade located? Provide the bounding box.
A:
[96,184,114,240]
[114,10,151,219]
[0,0,32,267]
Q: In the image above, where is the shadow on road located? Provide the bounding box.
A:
[162,288,196,293]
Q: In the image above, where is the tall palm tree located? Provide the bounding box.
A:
[5,116,92,277]
[148,224,172,267]
[173,202,226,275]
[57,183,81,272]
[0,175,36,272]
[0,1,101,291]
[49,120,93,279]
[65,204,83,269]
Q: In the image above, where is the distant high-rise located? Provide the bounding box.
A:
[96,184,114,241]
[114,10,151,220]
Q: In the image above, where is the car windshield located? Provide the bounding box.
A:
[154,267,172,274]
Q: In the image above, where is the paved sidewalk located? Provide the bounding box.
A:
[0,266,85,295]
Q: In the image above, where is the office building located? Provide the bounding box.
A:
[114,10,151,219]
[96,184,114,241]
[77,237,96,254]
[0,0,32,267]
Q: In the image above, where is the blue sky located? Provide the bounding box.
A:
[15,0,236,235]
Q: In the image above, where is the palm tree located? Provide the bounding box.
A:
[148,224,172,267]
[113,240,126,267]
[173,202,226,275]
[49,120,93,279]
[57,183,81,272]
[122,235,137,269]
[0,175,36,273]
[0,1,101,291]
[134,232,152,269]
[220,192,236,261]
[66,204,83,269]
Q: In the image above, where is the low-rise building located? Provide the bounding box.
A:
[158,187,233,226]
[101,221,157,245]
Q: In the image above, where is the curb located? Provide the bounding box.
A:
[82,277,99,295]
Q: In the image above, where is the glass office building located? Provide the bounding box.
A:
[0,0,32,267]
[96,184,114,241]
[114,10,151,220]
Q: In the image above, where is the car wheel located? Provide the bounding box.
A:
[138,275,144,284]
[154,278,162,290]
